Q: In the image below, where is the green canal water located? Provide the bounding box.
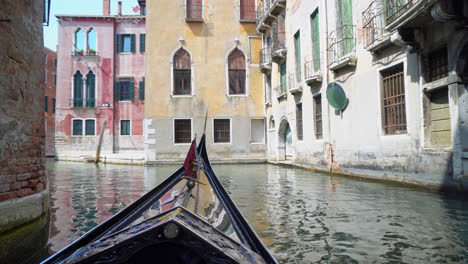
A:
[45,161,468,263]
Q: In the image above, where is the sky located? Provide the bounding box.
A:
[43,0,140,51]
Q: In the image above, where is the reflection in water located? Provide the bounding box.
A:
[47,161,468,263]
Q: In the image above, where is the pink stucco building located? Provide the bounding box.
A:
[55,0,146,162]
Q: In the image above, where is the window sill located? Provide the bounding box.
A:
[239,19,256,23]
[423,147,453,152]
[213,142,232,145]
[174,142,192,145]
[71,135,96,137]
[171,95,193,98]
[119,100,133,103]
[228,94,248,97]
[117,52,135,55]
[249,142,265,145]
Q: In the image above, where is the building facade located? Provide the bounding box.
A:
[257,0,468,190]
[55,0,146,163]
[144,0,266,163]
[44,47,57,157]
[0,0,50,263]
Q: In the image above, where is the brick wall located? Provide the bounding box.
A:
[44,48,57,157]
[0,0,47,202]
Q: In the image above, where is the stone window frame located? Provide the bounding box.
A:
[170,46,194,97]
[71,118,96,136]
[173,118,193,145]
[120,119,131,136]
[225,45,249,97]
[86,27,98,54]
[212,118,232,144]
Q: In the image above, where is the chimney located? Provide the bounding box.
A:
[103,0,110,16]
[118,1,122,16]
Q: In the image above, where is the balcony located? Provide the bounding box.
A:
[304,56,322,85]
[385,0,437,31]
[72,50,98,57]
[271,29,286,63]
[288,73,302,94]
[363,0,392,53]
[71,98,96,108]
[185,4,203,22]
[274,85,287,100]
[327,25,357,71]
[269,0,286,17]
[240,5,256,22]
[256,0,273,33]
[259,47,272,74]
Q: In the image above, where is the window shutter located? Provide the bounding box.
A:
[129,81,134,100]
[53,98,56,113]
[131,34,136,52]
[45,96,48,112]
[114,81,121,101]
[116,34,122,53]
[85,120,95,135]
[139,80,145,100]
[140,34,145,52]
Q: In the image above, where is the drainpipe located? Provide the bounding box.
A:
[324,0,333,173]
[112,18,116,153]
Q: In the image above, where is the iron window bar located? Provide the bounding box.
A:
[363,0,388,48]
[385,0,420,25]
[259,47,272,67]
[304,55,321,80]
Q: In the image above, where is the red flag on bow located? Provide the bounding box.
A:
[183,138,197,177]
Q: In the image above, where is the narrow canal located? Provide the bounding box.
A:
[46,160,468,263]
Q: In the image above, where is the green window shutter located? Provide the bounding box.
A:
[131,34,136,52]
[139,80,145,100]
[280,63,287,93]
[312,10,320,72]
[73,120,83,135]
[114,81,121,101]
[129,81,134,100]
[116,34,122,53]
[140,34,145,52]
[54,74,57,86]
[294,31,301,81]
[53,98,56,113]
[85,120,95,135]
[45,96,48,112]
[341,0,354,54]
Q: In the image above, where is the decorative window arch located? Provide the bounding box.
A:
[87,28,96,55]
[173,48,192,95]
[86,71,96,107]
[73,71,83,107]
[228,48,246,95]
[74,28,84,54]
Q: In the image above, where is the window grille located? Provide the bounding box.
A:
[381,64,406,135]
[85,120,95,136]
[174,119,191,143]
[228,49,246,95]
[86,71,96,107]
[73,71,83,107]
[72,120,83,136]
[314,95,322,139]
[424,47,448,83]
[214,119,230,143]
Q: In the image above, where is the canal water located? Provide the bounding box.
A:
[45,161,468,263]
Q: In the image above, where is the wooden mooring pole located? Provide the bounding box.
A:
[95,120,107,164]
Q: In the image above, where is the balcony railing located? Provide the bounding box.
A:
[288,72,302,94]
[327,25,356,67]
[274,85,286,99]
[385,0,420,25]
[259,47,272,73]
[363,0,388,48]
[72,51,98,56]
[240,5,256,21]
[72,98,96,108]
[256,0,271,31]
[304,55,321,82]
[185,4,203,21]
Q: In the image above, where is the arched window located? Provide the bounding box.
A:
[74,28,84,55]
[173,49,191,95]
[73,71,83,107]
[86,71,96,107]
[87,28,96,55]
[228,49,246,95]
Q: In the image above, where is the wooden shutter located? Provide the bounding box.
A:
[296,103,303,140]
[140,34,145,52]
[85,120,95,135]
[45,96,48,112]
[430,88,451,146]
[73,120,83,135]
[53,98,56,113]
[280,63,287,93]
[129,81,134,100]
[131,34,136,52]
[114,81,121,101]
[116,34,122,53]
[341,0,354,54]
[312,10,320,72]
[294,31,301,81]
[139,80,145,100]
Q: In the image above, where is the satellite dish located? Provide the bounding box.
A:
[326,82,347,110]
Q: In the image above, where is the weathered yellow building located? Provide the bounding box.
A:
[144,0,266,163]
